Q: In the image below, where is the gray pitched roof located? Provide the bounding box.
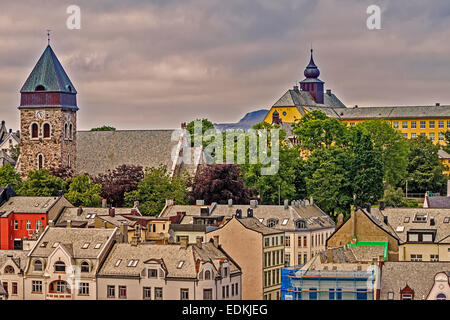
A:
[425,195,450,209]
[0,250,29,270]
[20,45,76,93]
[56,207,136,227]
[0,196,61,217]
[76,130,179,176]
[380,262,450,300]
[338,105,450,120]
[236,217,283,235]
[272,89,346,109]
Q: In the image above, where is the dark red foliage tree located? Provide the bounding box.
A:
[94,164,144,207]
[50,166,74,180]
[188,164,254,205]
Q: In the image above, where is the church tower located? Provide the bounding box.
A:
[299,49,324,104]
[18,45,78,176]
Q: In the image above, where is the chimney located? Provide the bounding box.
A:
[293,85,299,92]
[120,222,128,243]
[379,201,385,210]
[9,128,12,133]
[196,236,202,249]
[134,201,140,209]
[430,217,435,226]
[250,200,258,208]
[109,207,115,217]
[213,235,219,248]
[103,221,108,229]
[77,207,83,216]
[326,89,331,95]
[247,208,254,218]
[336,213,344,228]
[130,208,138,216]
[228,199,233,207]
[102,199,107,208]
[383,216,388,225]
[235,209,242,219]
[351,208,356,238]
[366,205,371,214]
[48,220,54,227]
[180,236,188,249]
[66,220,72,228]
[354,105,358,108]
[310,196,314,206]
[166,199,174,206]
[327,248,333,263]
[284,199,289,210]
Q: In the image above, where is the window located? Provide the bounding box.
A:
[119,286,127,299]
[36,220,42,231]
[444,217,450,224]
[181,288,189,300]
[235,283,239,296]
[177,261,184,269]
[35,85,46,91]
[402,121,408,129]
[336,289,342,300]
[411,121,417,129]
[422,234,433,242]
[285,237,290,247]
[107,285,115,298]
[223,266,229,278]
[114,259,122,267]
[411,133,417,139]
[43,123,50,138]
[34,260,43,271]
[64,123,68,139]
[303,237,307,247]
[4,265,14,274]
[420,121,426,129]
[295,219,306,229]
[439,132,444,141]
[155,287,163,300]
[304,253,307,264]
[408,233,419,242]
[356,289,367,300]
[403,133,408,138]
[388,292,394,300]
[420,132,426,137]
[26,220,31,230]
[439,120,444,128]
[38,154,44,170]
[414,213,427,222]
[54,261,66,272]
[127,259,139,267]
[404,217,410,223]
[401,294,413,300]
[436,293,447,300]
[14,220,18,230]
[448,120,450,128]
[69,123,73,140]
[429,132,435,141]
[429,121,435,129]
[79,282,89,295]
[143,287,151,300]
[148,269,158,278]
[285,253,290,265]
[393,121,399,129]
[81,262,90,273]
[430,254,439,262]
[32,280,42,293]
[82,242,90,249]
[267,218,278,228]
[264,238,270,247]
[94,243,102,249]
[329,288,335,300]
[309,288,317,300]
[203,288,213,300]
[52,242,60,248]
[31,123,38,138]
[410,254,422,262]
[49,280,70,294]
[282,218,289,225]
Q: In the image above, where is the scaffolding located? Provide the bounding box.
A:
[281,267,376,300]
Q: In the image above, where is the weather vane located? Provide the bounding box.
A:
[46,29,51,45]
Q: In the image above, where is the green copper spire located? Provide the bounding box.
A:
[20,45,76,94]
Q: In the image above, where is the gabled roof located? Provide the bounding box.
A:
[0,196,61,216]
[21,45,76,94]
[272,89,346,110]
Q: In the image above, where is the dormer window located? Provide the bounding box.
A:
[54,261,66,272]
[267,218,278,228]
[34,260,43,271]
[4,265,14,274]
[81,262,90,273]
[413,213,427,223]
[204,270,211,280]
[35,85,46,91]
[295,219,306,229]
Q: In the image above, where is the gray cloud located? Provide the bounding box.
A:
[1,0,450,130]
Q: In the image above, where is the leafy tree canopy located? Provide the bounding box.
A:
[91,125,116,131]
[18,169,66,196]
[65,175,102,207]
[0,163,22,191]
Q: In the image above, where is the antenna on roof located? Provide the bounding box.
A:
[46,29,51,46]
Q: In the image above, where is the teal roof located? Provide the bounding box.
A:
[20,45,76,94]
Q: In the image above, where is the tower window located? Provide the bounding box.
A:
[64,123,68,139]
[38,154,44,170]
[35,85,46,91]
[31,123,38,138]
[69,123,73,140]
[43,123,51,138]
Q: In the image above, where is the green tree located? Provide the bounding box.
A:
[405,136,447,194]
[65,175,102,207]
[351,130,384,208]
[18,169,66,196]
[186,119,215,148]
[383,185,409,207]
[0,163,22,191]
[124,166,188,215]
[354,120,409,186]
[91,125,116,131]
[9,144,20,162]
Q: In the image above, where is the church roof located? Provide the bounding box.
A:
[272,89,346,110]
[20,45,76,94]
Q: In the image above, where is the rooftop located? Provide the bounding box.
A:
[0,196,61,216]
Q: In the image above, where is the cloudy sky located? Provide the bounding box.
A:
[1,0,450,130]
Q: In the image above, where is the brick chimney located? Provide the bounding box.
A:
[77,207,83,216]
[213,235,219,248]
[66,220,72,228]
[130,208,138,216]
[180,236,188,249]
[109,207,115,217]
[196,236,202,249]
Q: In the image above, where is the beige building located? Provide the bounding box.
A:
[159,199,335,267]
[0,250,28,300]
[380,262,450,300]
[206,215,284,300]
[97,239,241,300]
[23,226,117,300]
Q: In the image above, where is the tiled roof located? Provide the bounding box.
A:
[272,89,346,109]
[236,217,283,235]
[371,208,450,243]
[56,206,136,227]
[380,262,450,300]
[0,250,29,270]
[30,227,116,259]
[20,45,76,94]
[76,130,180,177]
[338,105,450,120]
[425,195,450,209]
[0,196,61,216]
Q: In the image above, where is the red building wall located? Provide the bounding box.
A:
[0,213,48,249]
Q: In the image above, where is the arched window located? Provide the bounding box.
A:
[69,123,73,140]
[49,280,70,294]
[67,154,71,167]
[204,270,211,280]
[43,123,50,138]
[37,154,44,170]
[34,260,43,271]
[67,85,72,93]
[54,261,66,272]
[294,219,306,230]
[35,85,46,91]
[31,123,38,138]
[4,265,14,274]
[64,123,68,139]
[81,262,89,273]
[436,293,447,300]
